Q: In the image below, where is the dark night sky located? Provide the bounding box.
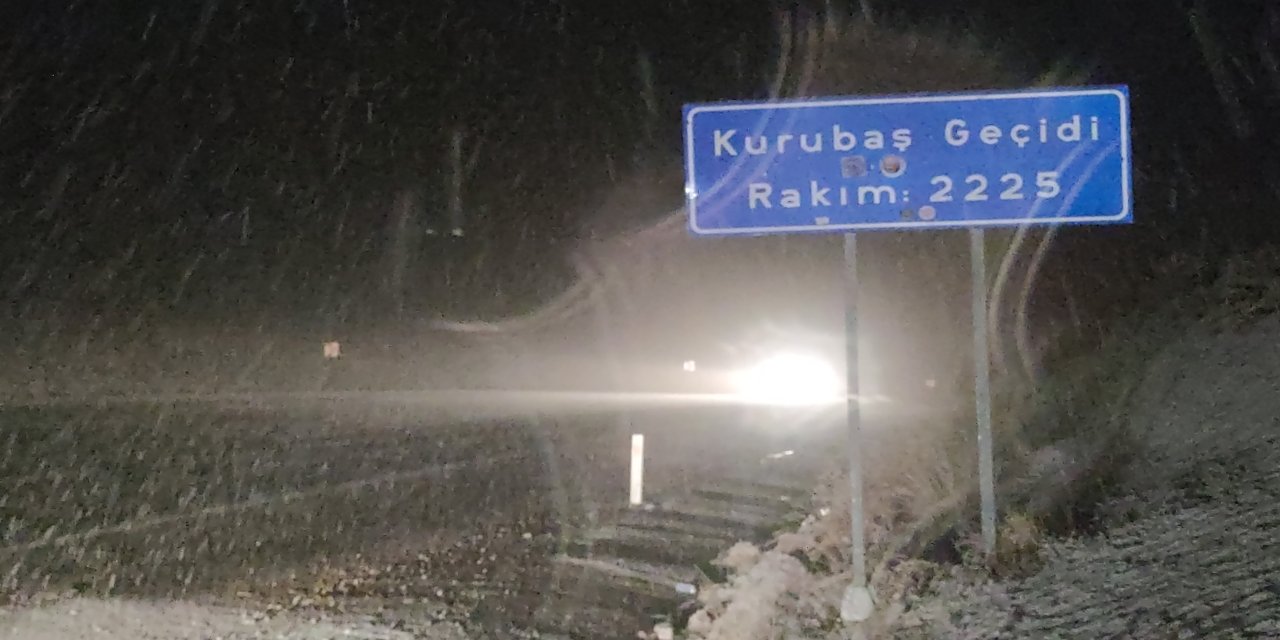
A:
[0,0,1276,335]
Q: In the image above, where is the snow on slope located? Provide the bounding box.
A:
[901,315,1280,638]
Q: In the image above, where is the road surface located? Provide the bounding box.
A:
[0,389,950,638]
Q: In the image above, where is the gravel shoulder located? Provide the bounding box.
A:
[899,315,1280,638]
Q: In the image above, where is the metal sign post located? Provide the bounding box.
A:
[841,232,873,621]
[970,228,997,554]
[681,85,1132,624]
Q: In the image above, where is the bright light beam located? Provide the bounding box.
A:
[730,352,843,407]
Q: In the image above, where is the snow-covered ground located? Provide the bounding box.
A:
[0,597,473,640]
[894,315,1280,638]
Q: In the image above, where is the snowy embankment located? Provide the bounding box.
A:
[905,314,1280,638]
[671,314,1280,639]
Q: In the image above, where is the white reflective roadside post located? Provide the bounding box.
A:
[840,233,875,623]
[630,433,646,506]
[323,341,341,359]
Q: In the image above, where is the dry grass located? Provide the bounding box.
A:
[1209,244,1280,329]
[962,511,1046,579]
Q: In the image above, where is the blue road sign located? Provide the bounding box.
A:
[682,86,1132,236]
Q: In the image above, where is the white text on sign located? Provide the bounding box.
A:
[748,172,1061,209]
[712,114,1101,159]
